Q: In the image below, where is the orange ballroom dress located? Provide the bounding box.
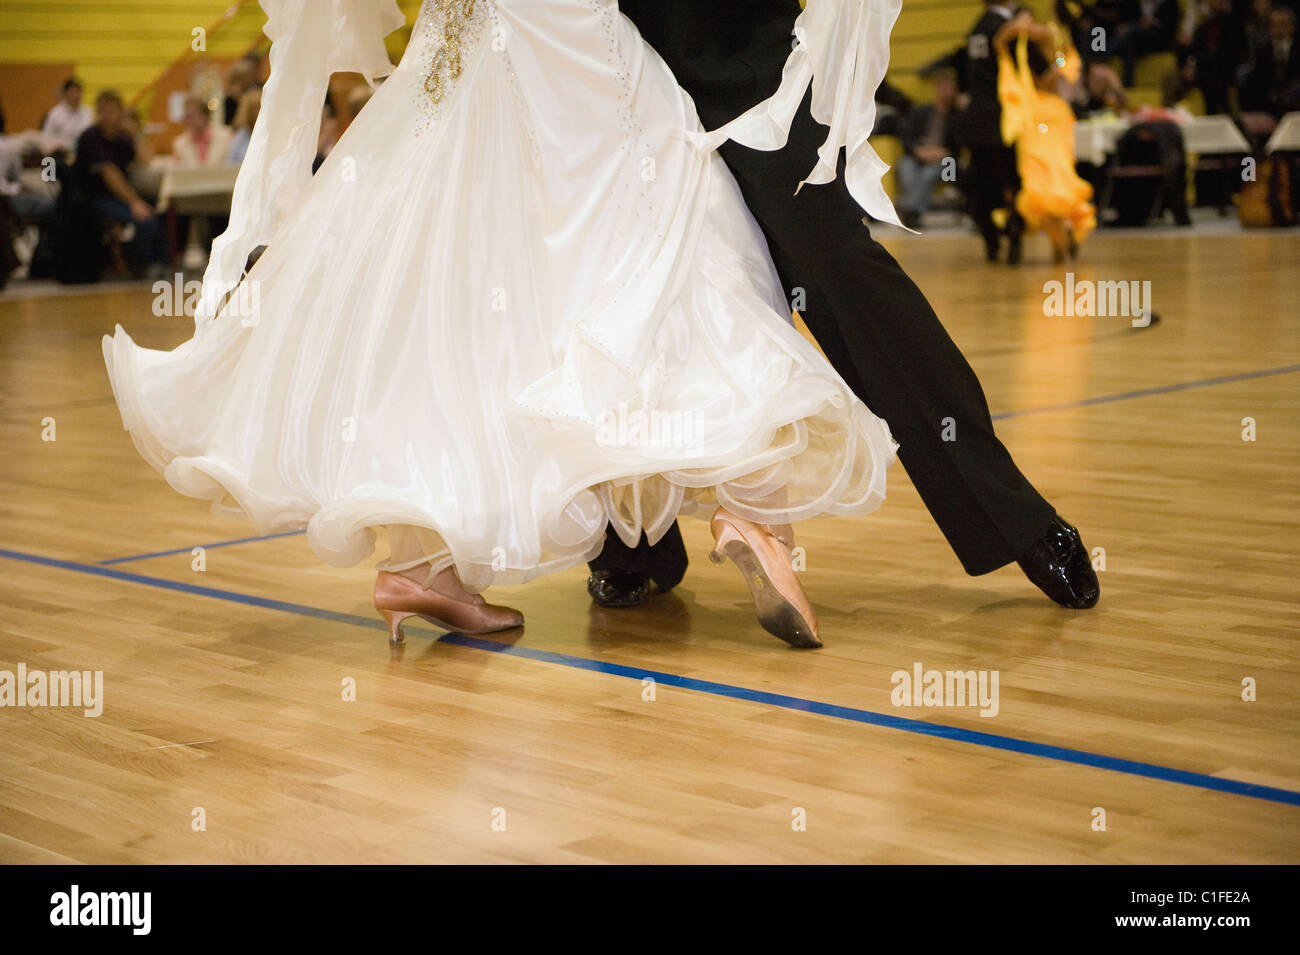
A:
[997,36,1096,242]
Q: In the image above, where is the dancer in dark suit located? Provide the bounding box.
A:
[588,0,1098,615]
[956,0,1025,263]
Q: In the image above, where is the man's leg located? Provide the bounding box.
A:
[588,523,688,607]
[965,145,1007,261]
[992,143,1025,264]
[90,195,138,268]
[914,161,944,218]
[91,195,166,272]
[8,192,56,225]
[715,100,1056,575]
[591,3,1094,605]
[895,155,932,226]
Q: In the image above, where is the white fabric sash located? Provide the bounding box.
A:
[686,0,904,227]
[195,0,405,329]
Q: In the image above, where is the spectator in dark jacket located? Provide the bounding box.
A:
[1240,6,1300,115]
[956,0,1025,261]
[872,78,915,138]
[896,69,959,229]
[1182,0,1247,113]
[1058,0,1130,63]
[1112,0,1182,86]
[74,89,168,274]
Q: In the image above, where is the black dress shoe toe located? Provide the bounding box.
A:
[1017,517,1100,609]
[588,570,652,609]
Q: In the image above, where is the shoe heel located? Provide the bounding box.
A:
[709,519,743,565]
[709,509,821,648]
[379,609,411,645]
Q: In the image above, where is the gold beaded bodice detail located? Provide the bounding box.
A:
[410,0,491,134]
[423,0,478,104]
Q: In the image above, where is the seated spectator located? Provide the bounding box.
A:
[1112,0,1181,87]
[75,89,168,276]
[341,83,375,137]
[1068,62,1137,211]
[171,95,233,265]
[1075,60,1132,115]
[1240,6,1300,117]
[125,109,156,166]
[872,78,915,138]
[223,58,261,127]
[2,116,57,261]
[123,108,162,205]
[896,69,958,229]
[228,88,261,164]
[172,95,233,167]
[41,77,94,156]
[1108,116,1192,225]
[313,82,376,172]
[1,103,55,224]
[1,121,57,285]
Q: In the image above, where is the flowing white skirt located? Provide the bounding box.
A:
[103,0,897,590]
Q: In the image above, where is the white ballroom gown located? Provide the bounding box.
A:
[103,0,902,591]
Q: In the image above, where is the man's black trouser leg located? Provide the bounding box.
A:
[590,97,1056,580]
[589,5,1058,582]
[967,143,1023,254]
[707,100,1054,573]
[588,522,688,592]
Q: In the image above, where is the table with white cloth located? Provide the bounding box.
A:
[1074,114,1252,165]
[154,162,240,267]
[1265,112,1300,153]
[1074,116,1128,166]
[155,163,240,213]
[1180,116,1254,213]
[1179,115,1253,155]
[1075,114,1253,217]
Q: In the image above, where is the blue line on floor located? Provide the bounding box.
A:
[5,545,364,626]
[992,363,1300,420]
[2,544,1297,809]
[97,530,306,566]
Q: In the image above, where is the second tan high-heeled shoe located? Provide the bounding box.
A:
[373,569,524,644]
[709,507,821,649]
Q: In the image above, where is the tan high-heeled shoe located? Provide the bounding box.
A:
[709,507,821,648]
[373,568,524,644]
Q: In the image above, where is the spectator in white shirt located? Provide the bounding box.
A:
[41,78,94,155]
[170,95,233,264]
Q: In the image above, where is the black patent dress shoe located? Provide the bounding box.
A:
[588,570,652,609]
[1017,517,1100,609]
